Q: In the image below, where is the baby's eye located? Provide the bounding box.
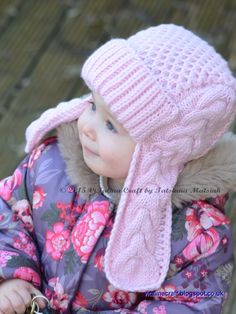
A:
[106,121,117,133]
[90,102,96,111]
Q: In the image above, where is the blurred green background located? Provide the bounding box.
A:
[0,0,235,312]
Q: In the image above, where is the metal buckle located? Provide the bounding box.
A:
[26,295,50,314]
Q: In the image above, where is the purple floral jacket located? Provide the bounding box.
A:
[0,123,235,314]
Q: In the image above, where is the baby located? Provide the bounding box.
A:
[0,24,236,314]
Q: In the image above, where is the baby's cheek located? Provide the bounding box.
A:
[101,149,117,164]
[76,117,82,131]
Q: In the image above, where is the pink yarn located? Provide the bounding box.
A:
[25,24,236,292]
[25,96,91,154]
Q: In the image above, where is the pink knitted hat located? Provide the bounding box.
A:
[25,24,236,292]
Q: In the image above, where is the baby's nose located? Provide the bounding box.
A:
[83,124,96,141]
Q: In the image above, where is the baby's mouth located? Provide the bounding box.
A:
[83,145,99,156]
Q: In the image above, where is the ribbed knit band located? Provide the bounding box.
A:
[81,39,170,142]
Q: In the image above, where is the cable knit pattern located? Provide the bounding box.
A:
[102,144,182,291]
[24,24,236,292]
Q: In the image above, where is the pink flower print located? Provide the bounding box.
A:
[28,145,44,169]
[33,186,47,209]
[45,287,54,306]
[12,199,33,232]
[48,277,69,311]
[103,284,137,309]
[173,254,184,268]
[0,169,22,201]
[210,193,228,211]
[0,250,19,267]
[153,305,167,314]
[198,265,209,280]
[222,235,228,245]
[137,300,152,314]
[13,267,41,287]
[28,136,56,169]
[57,201,83,215]
[183,227,220,262]
[45,222,70,260]
[181,269,195,281]
[183,206,222,261]
[13,232,37,262]
[193,200,230,226]
[94,248,105,271]
[71,200,110,262]
[57,201,83,228]
[59,204,75,226]
[72,292,88,309]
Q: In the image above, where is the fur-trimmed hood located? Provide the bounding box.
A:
[56,120,236,209]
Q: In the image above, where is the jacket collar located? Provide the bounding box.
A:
[56,120,236,209]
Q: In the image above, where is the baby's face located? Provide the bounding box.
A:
[77,91,136,184]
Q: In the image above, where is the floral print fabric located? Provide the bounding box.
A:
[0,137,234,313]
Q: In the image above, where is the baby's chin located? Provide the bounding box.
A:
[83,160,104,177]
[83,158,126,183]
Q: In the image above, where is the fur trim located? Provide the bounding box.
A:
[172,132,236,207]
[57,121,100,201]
[57,122,236,207]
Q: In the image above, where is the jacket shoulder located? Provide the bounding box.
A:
[29,136,59,160]
[27,135,67,174]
